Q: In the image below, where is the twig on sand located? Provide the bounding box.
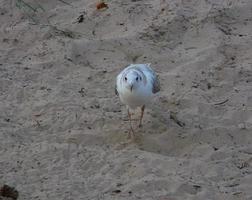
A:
[214,98,229,105]
[170,111,185,127]
[57,0,73,7]
[16,0,37,12]
[15,0,45,24]
[16,0,45,12]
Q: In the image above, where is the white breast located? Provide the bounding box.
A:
[118,83,152,109]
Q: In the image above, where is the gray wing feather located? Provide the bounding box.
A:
[115,84,118,95]
[152,74,160,93]
[141,64,160,93]
[115,73,121,96]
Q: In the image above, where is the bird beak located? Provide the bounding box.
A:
[130,84,133,92]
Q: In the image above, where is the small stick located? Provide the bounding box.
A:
[16,0,37,12]
[58,0,73,7]
[170,112,185,127]
[214,99,229,105]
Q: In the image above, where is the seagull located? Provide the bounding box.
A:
[115,63,160,137]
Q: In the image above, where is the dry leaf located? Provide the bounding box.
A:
[96,2,108,10]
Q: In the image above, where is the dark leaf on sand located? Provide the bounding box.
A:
[0,185,19,200]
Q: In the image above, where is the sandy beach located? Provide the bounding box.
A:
[0,0,252,199]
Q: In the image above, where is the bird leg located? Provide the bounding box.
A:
[139,105,145,127]
[127,108,135,138]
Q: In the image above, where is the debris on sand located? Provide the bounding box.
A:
[96,2,108,10]
[0,185,19,200]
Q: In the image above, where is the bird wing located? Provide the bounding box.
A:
[152,74,160,93]
[129,63,161,94]
[115,71,123,96]
[115,84,118,95]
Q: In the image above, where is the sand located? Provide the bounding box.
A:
[0,0,252,199]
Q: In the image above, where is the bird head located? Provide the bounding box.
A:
[123,71,143,92]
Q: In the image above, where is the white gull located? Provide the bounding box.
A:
[115,63,160,137]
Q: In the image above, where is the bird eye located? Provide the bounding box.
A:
[136,77,138,81]
[124,77,127,81]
